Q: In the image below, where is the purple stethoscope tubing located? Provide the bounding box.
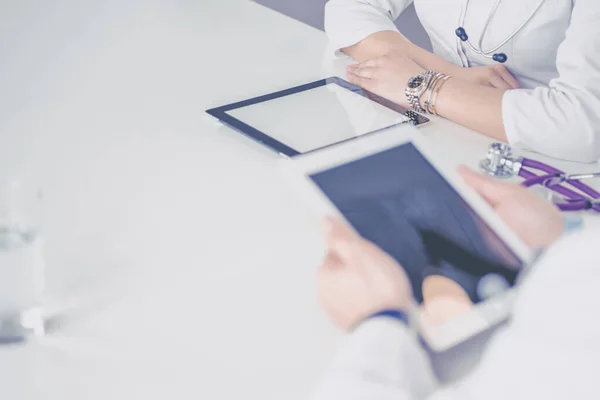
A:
[519,159,600,213]
[522,159,600,198]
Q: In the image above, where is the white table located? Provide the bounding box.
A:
[0,1,598,399]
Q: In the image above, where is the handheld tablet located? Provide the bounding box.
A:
[206,77,429,157]
[282,125,537,351]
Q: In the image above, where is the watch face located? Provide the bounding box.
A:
[408,76,425,89]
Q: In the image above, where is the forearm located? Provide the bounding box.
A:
[434,78,508,142]
[343,31,459,76]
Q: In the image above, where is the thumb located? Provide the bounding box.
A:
[322,217,360,263]
[457,165,517,207]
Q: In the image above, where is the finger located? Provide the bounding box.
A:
[495,67,521,89]
[322,217,360,263]
[321,249,343,270]
[316,263,334,305]
[323,217,359,248]
[457,165,518,207]
[351,66,378,79]
[359,58,381,68]
[347,70,375,91]
[488,74,512,90]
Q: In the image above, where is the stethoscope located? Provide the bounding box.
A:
[480,143,600,212]
[455,0,548,64]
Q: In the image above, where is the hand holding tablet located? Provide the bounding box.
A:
[282,125,537,351]
[319,217,414,332]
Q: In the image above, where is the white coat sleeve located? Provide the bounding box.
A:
[314,223,600,400]
[324,0,414,55]
[502,0,600,162]
[312,317,438,400]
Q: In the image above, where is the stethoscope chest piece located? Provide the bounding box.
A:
[479,142,516,178]
[479,143,600,213]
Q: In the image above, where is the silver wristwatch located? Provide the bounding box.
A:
[405,71,433,113]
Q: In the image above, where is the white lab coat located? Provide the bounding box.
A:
[313,219,600,399]
[325,0,600,163]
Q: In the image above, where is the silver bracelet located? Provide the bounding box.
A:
[424,72,445,114]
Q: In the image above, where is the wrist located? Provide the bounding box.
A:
[405,71,433,112]
[446,63,465,77]
[405,71,451,115]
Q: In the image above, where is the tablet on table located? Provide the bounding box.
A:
[206,77,429,157]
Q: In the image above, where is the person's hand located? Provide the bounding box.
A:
[346,51,423,108]
[458,166,564,248]
[318,217,413,332]
[451,64,521,90]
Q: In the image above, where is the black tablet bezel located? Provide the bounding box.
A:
[206,77,429,157]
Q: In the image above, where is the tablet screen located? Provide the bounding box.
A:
[310,143,523,304]
[226,82,409,153]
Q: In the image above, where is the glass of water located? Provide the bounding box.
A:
[0,180,45,342]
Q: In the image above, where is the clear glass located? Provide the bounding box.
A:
[0,180,45,342]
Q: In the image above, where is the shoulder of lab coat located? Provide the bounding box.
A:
[325,0,414,56]
[313,222,600,400]
[503,0,600,162]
